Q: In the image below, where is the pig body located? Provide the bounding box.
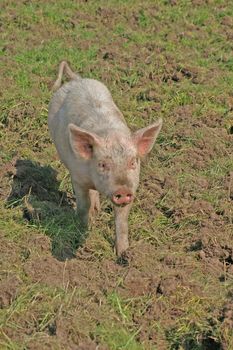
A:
[48,61,162,257]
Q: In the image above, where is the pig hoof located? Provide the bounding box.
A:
[116,250,132,266]
[89,202,100,218]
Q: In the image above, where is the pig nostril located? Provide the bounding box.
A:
[112,190,133,204]
[115,194,122,200]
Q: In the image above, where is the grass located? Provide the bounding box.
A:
[0,0,233,349]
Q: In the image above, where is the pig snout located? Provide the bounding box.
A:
[112,187,133,206]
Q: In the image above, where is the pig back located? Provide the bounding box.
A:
[48,78,130,169]
[49,78,128,140]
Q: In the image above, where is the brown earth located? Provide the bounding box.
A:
[1,1,233,349]
[1,84,232,349]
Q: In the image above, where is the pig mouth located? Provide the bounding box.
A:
[111,201,131,207]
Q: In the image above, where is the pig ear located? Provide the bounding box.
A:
[133,118,162,157]
[68,123,102,159]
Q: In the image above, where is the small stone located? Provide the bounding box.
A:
[199,250,206,259]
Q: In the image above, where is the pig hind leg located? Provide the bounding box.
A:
[72,180,90,228]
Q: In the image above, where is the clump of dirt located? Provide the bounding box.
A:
[133,300,169,346]
[23,255,101,289]
[162,63,201,84]
[173,104,194,122]
[138,173,175,217]
[119,267,159,297]
[25,234,51,255]
[136,89,161,102]
[160,254,186,268]
[156,275,182,296]
[95,6,117,25]
[23,256,68,288]
[3,102,35,131]
[189,228,233,279]
[23,254,117,296]
[219,302,233,328]
[0,156,17,200]
[0,275,22,308]
[0,235,22,273]
[17,234,52,262]
[186,200,220,221]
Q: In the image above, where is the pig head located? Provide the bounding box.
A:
[48,61,162,257]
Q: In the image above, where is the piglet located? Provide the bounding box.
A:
[48,61,162,257]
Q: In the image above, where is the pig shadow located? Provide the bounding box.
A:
[7,159,88,261]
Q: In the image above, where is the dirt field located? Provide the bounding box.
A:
[0,0,233,349]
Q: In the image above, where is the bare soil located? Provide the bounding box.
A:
[1,0,233,348]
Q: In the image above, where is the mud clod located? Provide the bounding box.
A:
[0,275,22,308]
[157,276,181,296]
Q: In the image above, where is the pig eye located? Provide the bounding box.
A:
[128,158,137,169]
[98,161,109,171]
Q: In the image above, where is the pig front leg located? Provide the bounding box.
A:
[72,180,90,228]
[114,202,133,257]
[89,189,100,218]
